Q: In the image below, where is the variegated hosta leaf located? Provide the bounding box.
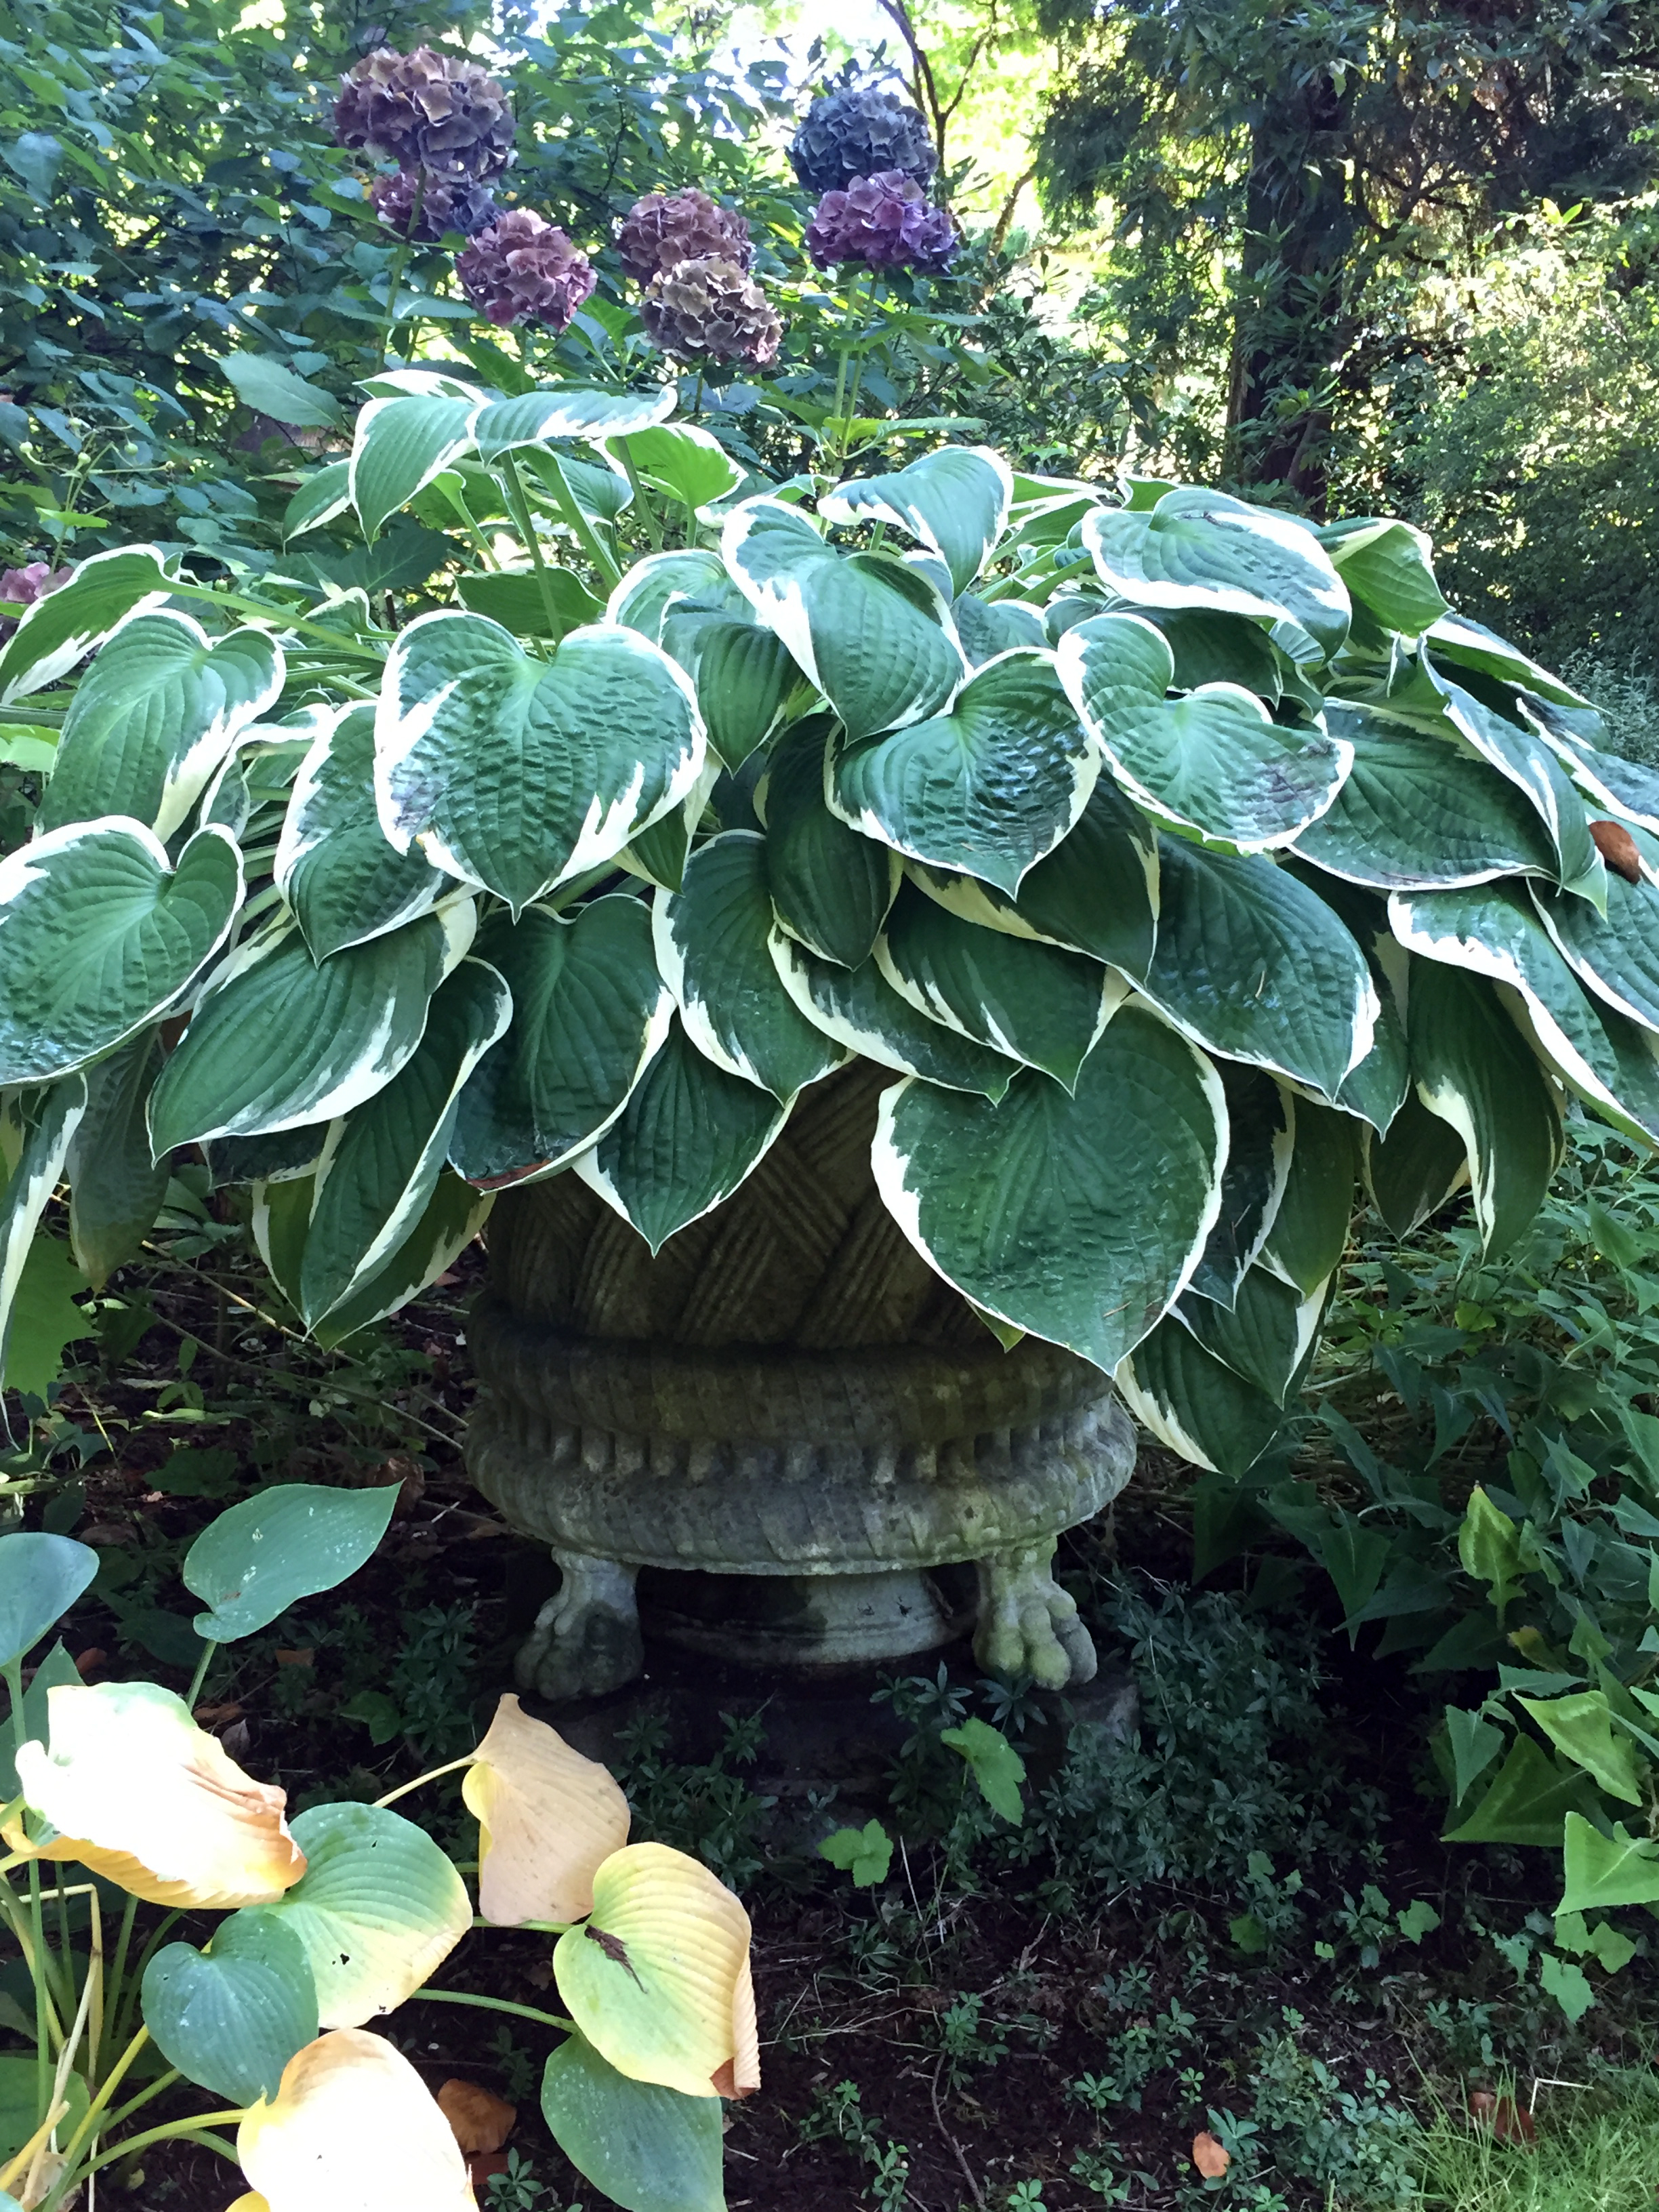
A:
[654,832,849,1103]
[201,722,319,842]
[67,1032,172,1289]
[608,548,749,649]
[1115,1314,1285,1477]
[1390,883,1659,1145]
[377,611,705,914]
[283,459,352,541]
[450,897,670,1189]
[0,543,173,707]
[1145,607,1282,695]
[39,611,284,840]
[1407,959,1563,1256]
[952,594,1047,666]
[722,497,964,740]
[1534,819,1659,1033]
[276,705,447,960]
[1425,611,1587,708]
[695,619,796,769]
[872,1004,1227,1369]
[470,382,676,460]
[1185,1065,1294,1310]
[769,935,1016,1099]
[832,649,1099,895]
[148,904,470,1151]
[575,1017,788,1252]
[0,819,243,1084]
[0,1078,87,1391]
[761,717,899,969]
[9,1680,306,1908]
[817,445,1013,596]
[1258,1097,1360,1294]
[1178,1261,1326,1406]
[236,2029,476,2212]
[1319,518,1448,636]
[1056,611,1349,851]
[350,392,478,539]
[553,1841,758,2101]
[1519,692,1659,835]
[308,1170,491,1352]
[1081,488,1351,665]
[876,880,1122,1089]
[1365,1091,1470,1237]
[464,1694,630,1927]
[298,960,512,1330]
[1136,841,1377,1101]
[1291,720,1559,888]
[607,422,746,513]
[1427,671,1599,896]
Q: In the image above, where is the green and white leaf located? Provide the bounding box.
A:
[39,611,284,840]
[451,897,670,1187]
[1178,1261,1326,1406]
[1115,1313,1286,1476]
[758,718,898,968]
[1425,612,1586,708]
[0,819,243,1084]
[951,594,1047,667]
[1,1077,89,1391]
[607,422,745,514]
[276,703,447,959]
[575,1017,788,1252]
[607,549,748,648]
[832,649,1098,895]
[1364,1092,1469,1238]
[0,544,173,707]
[470,382,676,460]
[818,445,1013,596]
[283,461,352,541]
[1534,822,1659,1036]
[655,832,848,1102]
[1319,518,1447,634]
[723,497,964,740]
[1136,841,1377,1100]
[377,611,705,914]
[1057,611,1349,851]
[148,904,470,1149]
[769,934,1016,1099]
[876,880,1122,1088]
[1259,1097,1359,1292]
[1185,1065,1294,1308]
[350,393,478,538]
[1428,673,1600,896]
[66,1031,172,1288]
[694,619,797,769]
[311,1170,489,1348]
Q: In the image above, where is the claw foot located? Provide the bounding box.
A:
[973,1538,1097,1689]
[515,1551,642,1704]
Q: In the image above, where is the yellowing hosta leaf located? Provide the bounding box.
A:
[553,1842,758,2101]
[237,2030,476,2212]
[462,1694,630,1926]
[9,1681,305,1908]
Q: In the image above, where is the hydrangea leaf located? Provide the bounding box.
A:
[276,705,446,960]
[464,1694,631,1927]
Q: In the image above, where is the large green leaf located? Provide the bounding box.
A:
[470,383,676,459]
[1391,883,1659,1143]
[1535,822,1659,1035]
[250,1801,470,2027]
[818,445,1013,596]
[1428,673,1599,895]
[308,1168,491,1351]
[148,907,466,1149]
[283,460,352,541]
[1115,1313,1286,1475]
[451,897,670,1187]
[761,718,899,969]
[1082,488,1350,664]
[1057,612,1348,850]
[0,820,243,1085]
[298,960,511,1328]
[39,612,283,840]
[1559,1813,1659,1910]
[541,2031,724,2212]
[1185,1065,1294,1308]
[1142,607,1281,695]
[1177,1262,1324,1406]
[1425,612,1586,708]
[575,1017,787,1253]
[350,393,478,537]
[276,705,446,959]
[876,880,1120,1088]
[142,1909,319,2104]
[220,352,344,430]
[1259,1097,1359,1292]
[1291,720,1558,888]
[770,937,1015,1099]
[1406,959,1561,1256]
[655,833,848,1103]
[1136,841,1376,1101]
[1320,519,1448,634]
[952,593,1048,666]
[0,1078,87,1392]
[66,1031,172,1288]
[723,498,964,741]
[0,1532,98,1670]
[832,649,1098,895]
[0,544,173,706]
[608,423,745,513]
[454,565,605,642]
[184,1481,400,1641]
[378,611,705,914]
[1365,1092,1469,1237]
[694,619,796,769]
[609,550,749,647]
[872,1004,1225,1368]
[1443,1740,1599,1847]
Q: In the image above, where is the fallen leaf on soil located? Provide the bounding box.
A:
[437,2078,515,2154]
[274,1650,314,1668]
[1590,819,1643,884]
[195,1703,245,1727]
[1468,2089,1536,2143]
[466,2150,511,2188]
[1192,2130,1230,2178]
[73,1648,107,1678]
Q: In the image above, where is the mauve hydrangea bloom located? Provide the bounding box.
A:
[640,255,782,366]
[790,85,937,195]
[370,169,499,241]
[0,562,69,639]
[334,46,514,183]
[805,171,956,273]
[457,210,597,331]
[616,188,752,284]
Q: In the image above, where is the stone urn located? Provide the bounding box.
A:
[466,1064,1136,1704]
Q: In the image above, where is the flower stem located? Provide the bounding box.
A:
[378,182,425,372]
[827,266,868,472]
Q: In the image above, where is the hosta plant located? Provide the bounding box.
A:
[3,382,1659,1467]
[0,1515,756,2211]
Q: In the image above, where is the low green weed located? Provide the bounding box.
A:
[1412,2066,1659,2209]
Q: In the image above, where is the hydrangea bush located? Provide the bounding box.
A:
[3,390,1654,1490]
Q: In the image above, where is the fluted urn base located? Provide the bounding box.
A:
[465,1067,1136,1702]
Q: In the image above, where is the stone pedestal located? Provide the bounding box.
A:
[466,1065,1136,1702]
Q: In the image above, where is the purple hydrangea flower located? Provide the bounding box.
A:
[790,85,937,195]
[640,255,783,365]
[334,45,514,183]
[370,168,500,241]
[617,188,752,283]
[805,171,955,273]
[0,562,70,640]
[457,211,597,331]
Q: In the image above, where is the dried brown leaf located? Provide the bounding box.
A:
[1192,2129,1231,2179]
[437,2078,516,2155]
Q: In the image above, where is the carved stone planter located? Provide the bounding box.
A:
[466,1066,1135,1703]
